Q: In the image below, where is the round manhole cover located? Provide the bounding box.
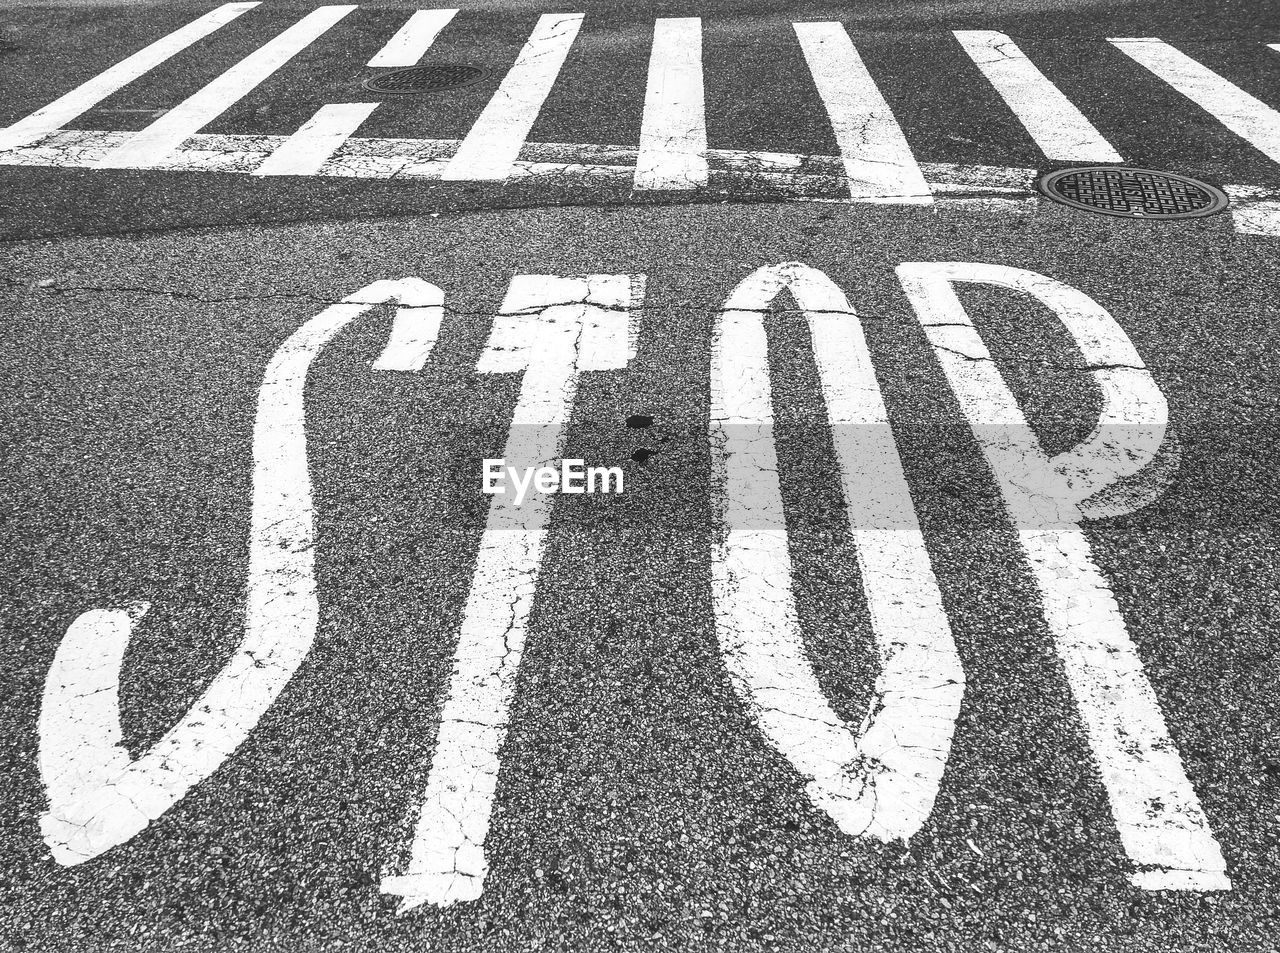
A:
[1038,167,1229,220]
[363,64,487,94]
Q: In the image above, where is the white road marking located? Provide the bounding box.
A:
[1112,38,1280,164]
[897,261,1231,891]
[96,5,357,170]
[709,262,964,841]
[5,125,1272,234]
[367,8,458,67]
[381,273,645,912]
[0,127,1034,193]
[441,13,584,181]
[38,279,443,866]
[793,22,931,203]
[635,17,707,190]
[0,2,258,153]
[1226,185,1280,236]
[253,102,379,176]
[373,293,444,371]
[954,30,1122,162]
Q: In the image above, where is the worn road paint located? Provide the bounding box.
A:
[372,294,444,372]
[441,13,585,181]
[0,2,258,153]
[954,31,1123,163]
[367,9,459,68]
[96,5,358,170]
[1112,38,1280,164]
[897,261,1231,891]
[1227,185,1280,236]
[11,123,1272,234]
[38,279,443,866]
[0,127,1037,200]
[709,262,964,842]
[253,102,379,177]
[635,18,708,190]
[793,22,932,204]
[381,273,645,912]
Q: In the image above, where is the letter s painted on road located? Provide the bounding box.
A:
[38,279,444,866]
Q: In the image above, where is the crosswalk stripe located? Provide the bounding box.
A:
[635,18,708,190]
[252,102,379,176]
[367,9,458,68]
[0,2,259,153]
[441,13,584,181]
[1111,37,1280,165]
[954,30,1122,163]
[793,22,931,204]
[96,5,357,170]
[5,11,1278,235]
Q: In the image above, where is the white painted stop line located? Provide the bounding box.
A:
[39,279,444,865]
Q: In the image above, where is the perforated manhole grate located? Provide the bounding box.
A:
[362,64,487,94]
[1038,167,1229,220]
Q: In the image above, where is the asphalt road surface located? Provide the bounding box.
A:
[2,2,1279,951]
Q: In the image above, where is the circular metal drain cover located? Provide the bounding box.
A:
[1038,167,1229,220]
[363,64,487,94]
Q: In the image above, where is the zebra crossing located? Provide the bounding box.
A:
[3,2,1280,233]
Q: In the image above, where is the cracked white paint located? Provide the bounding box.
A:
[0,2,259,153]
[897,262,1230,891]
[0,8,1271,219]
[635,18,708,190]
[97,5,358,170]
[793,22,932,204]
[368,9,459,68]
[381,273,644,912]
[442,13,584,181]
[38,278,443,866]
[709,262,964,842]
[1112,38,1280,165]
[0,127,1036,199]
[1226,184,1280,236]
[253,102,379,177]
[0,40,1270,231]
[954,31,1122,163]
